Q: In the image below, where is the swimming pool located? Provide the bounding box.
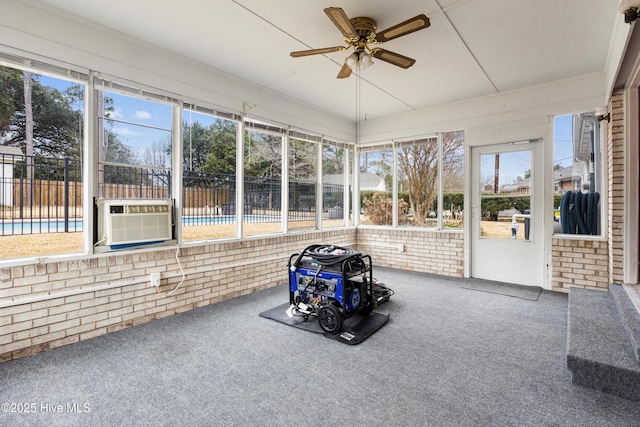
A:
[181,215,280,225]
[0,215,281,235]
[0,220,84,235]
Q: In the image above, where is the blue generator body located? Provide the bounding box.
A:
[288,244,390,334]
[289,258,363,311]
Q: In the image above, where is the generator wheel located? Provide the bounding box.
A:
[318,305,343,335]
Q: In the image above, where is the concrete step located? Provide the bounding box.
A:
[567,287,640,401]
[610,284,640,364]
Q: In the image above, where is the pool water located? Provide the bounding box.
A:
[0,215,281,235]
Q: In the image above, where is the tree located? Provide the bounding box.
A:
[23,71,34,203]
[289,138,316,181]
[322,144,344,175]
[183,120,209,172]
[244,130,282,179]
[183,119,238,174]
[0,66,84,160]
[442,131,464,192]
[0,67,23,136]
[202,119,237,175]
[397,141,438,226]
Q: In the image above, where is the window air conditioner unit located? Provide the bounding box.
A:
[97,199,173,247]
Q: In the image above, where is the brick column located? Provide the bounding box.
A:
[609,91,625,284]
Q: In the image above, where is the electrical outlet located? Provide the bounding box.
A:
[150,273,161,288]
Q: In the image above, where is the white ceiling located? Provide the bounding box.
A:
[32,0,619,122]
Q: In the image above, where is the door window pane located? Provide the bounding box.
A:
[479,149,531,241]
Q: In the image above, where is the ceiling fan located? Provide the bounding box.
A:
[290,7,430,79]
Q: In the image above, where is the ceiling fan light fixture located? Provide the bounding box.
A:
[345,51,374,71]
[359,52,373,70]
[345,52,359,70]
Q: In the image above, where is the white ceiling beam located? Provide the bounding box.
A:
[426,0,499,94]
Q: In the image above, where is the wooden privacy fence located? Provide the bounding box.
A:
[12,180,83,207]
[7,180,341,211]
[10,180,234,208]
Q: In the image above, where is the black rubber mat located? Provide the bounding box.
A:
[259,302,389,345]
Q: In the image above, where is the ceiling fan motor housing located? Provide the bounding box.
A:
[349,17,377,44]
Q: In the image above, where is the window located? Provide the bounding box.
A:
[322,142,347,228]
[553,113,602,235]
[360,131,465,229]
[0,63,85,259]
[359,145,393,225]
[244,120,284,236]
[347,146,354,226]
[442,131,465,229]
[288,135,318,231]
[96,83,173,200]
[182,105,238,241]
[397,137,439,227]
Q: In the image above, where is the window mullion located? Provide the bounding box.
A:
[437,132,443,230]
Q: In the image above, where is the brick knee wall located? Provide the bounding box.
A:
[0,229,356,363]
[355,227,464,277]
[551,237,609,293]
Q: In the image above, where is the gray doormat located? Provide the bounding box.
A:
[259,302,389,344]
[460,280,542,301]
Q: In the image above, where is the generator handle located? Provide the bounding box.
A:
[362,254,374,299]
[288,253,300,271]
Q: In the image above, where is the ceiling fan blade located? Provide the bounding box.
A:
[372,49,416,69]
[290,46,345,58]
[337,63,352,79]
[324,7,358,39]
[375,14,430,43]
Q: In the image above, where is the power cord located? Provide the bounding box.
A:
[156,246,185,296]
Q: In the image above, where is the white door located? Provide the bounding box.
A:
[470,140,543,286]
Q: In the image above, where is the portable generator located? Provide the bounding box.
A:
[287,244,393,335]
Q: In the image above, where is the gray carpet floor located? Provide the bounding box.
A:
[1,268,639,426]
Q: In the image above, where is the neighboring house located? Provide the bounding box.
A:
[500,178,530,194]
[358,173,386,192]
[0,146,24,207]
[553,166,581,193]
[323,173,386,192]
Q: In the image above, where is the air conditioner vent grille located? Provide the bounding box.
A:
[97,199,173,246]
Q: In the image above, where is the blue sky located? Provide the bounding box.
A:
[554,114,573,168]
[40,74,172,167]
[102,91,172,167]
